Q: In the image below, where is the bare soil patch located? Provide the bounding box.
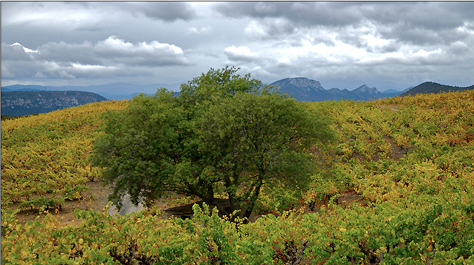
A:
[12,180,112,226]
[12,181,189,226]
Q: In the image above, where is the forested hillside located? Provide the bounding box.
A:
[2,90,474,264]
[400,81,474,97]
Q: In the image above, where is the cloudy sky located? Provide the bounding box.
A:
[2,2,474,93]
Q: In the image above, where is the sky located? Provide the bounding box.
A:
[2,1,474,93]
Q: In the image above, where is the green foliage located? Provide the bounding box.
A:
[92,90,184,208]
[3,77,474,264]
[2,200,474,264]
[93,66,334,219]
[18,197,65,213]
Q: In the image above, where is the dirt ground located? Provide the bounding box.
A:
[12,180,192,227]
[12,179,365,227]
[12,180,113,226]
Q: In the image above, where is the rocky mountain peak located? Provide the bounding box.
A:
[272,77,324,92]
[287,77,321,88]
[270,77,388,101]
[354,84,379,94]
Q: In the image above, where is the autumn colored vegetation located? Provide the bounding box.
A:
[2,78,474,264]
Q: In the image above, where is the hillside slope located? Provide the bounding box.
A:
[2,91,474,264]
[1,100,128,223]
[1,90,107,117]
[400,81,474,96]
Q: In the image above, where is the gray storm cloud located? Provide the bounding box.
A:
[213,2,474,49]
[2,37,189,81]
[1,2,473,89]
[130,2,197,22]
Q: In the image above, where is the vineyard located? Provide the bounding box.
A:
[2,90,474,264]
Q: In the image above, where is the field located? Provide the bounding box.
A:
[2,90,474,264]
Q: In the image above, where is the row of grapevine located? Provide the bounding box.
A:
[1,100,128,211]
[2,197,473,264]
[2,90,474,264]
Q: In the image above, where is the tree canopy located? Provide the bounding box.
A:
[93,66,334,220]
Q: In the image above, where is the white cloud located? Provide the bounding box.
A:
[71,63,118,71]
[11,42,38,53]
[3,2,105,31]
[2,43,35,61]
[413,48,442,58]
[277,56,291,67]
[2,37,189,83]
[224,45,258,62]
[244,21,268,39]
[362,34,390,49]
[97,36,135,50]
[94,36,187,66]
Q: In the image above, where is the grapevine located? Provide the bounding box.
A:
[2,91,474,264]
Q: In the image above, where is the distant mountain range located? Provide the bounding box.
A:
[270,77,399,101]
[1,83,177,100]
[3,79,473,117]
[3,79,400,102]
[1,85,47,92]
[400,82,474,97]
[1,91,107,117]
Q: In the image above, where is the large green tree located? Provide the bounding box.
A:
[93,67,333,219]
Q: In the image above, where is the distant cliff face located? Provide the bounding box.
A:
[273,77,325,92]
[270,77,385,102]
[270,77,327,101]
[1,91,107,116]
